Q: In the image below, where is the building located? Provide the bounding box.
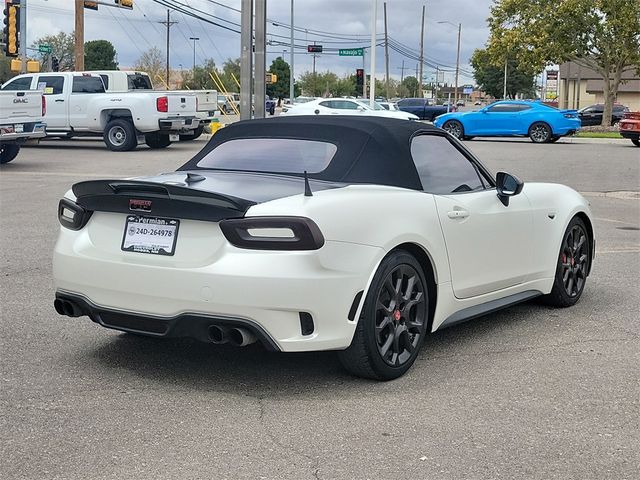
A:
[558,61,640,111]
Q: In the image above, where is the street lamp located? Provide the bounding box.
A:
[437,21,461,105]
[189,37,200,73]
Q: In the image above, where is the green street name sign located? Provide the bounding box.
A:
[339,48,364,57]
[38,44,52,54]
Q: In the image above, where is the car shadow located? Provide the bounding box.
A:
[78,300,551,395]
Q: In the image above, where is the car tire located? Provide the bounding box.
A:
[542,216,591,308]
[463,136,474,141]
[145,132,172,149]
[269,105,276,116]
[529,122,552,143]
[631,138,640,147]
[104,119,137,152]
[338,250,429,380]
[549,136,561,143]
[442,120,464,139]
[179,126,204,142]
[0,144,20,164]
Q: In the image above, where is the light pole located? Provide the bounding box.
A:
[189,37,199,73]
[290,1,295,103]
[370,0,377,107]
[438,21,461,105]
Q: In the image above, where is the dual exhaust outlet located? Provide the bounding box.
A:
[208,324,257,347]
[54,298,83,318]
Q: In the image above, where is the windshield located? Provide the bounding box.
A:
[355,100,387,111]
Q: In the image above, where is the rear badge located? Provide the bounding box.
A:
[129,199,152,212]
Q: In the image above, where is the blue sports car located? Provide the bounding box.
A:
[433,100,581,143]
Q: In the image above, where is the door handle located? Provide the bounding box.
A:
[447,210,469,219]
[55,99,65,102]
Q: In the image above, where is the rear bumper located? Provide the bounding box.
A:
[620,131,639,140]
[0,122,46,142]
[158,116,201,132]
[53,226,382,352]
[55,291,281,350]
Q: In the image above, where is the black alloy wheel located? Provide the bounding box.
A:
[529,122,552,143]
[339,250,429,380]
[543,216,590,307]
[442,120,464,139]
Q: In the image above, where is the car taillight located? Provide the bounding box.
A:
[42,95,46,116]
[157,96,168,112]
[220,216,324,251]
[58,198,92,231]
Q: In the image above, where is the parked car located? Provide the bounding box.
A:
[0,89,46,164]
[396,98,452,120]
[474,100,482,105]
[263,95,276,116]
[84,70,217,142]
[433,100,580,143]
[221,93,240,114]
[281,98,418,120]
[578,103,629,126]
[378,101,399,111]
[619,111,640,147]
[1,72,203,151]
[456,100,465,107]
[53,116,594,380]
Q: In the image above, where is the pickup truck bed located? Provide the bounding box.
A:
[0,90,46,164]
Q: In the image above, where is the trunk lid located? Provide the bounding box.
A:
[0,91,43,121]
[162,93,197,116]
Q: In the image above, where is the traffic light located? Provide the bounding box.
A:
[356,68,364,95]
[307,45,323,53]
[3,0,20,57]
[115,0,134,9]
[51,55,59,72]
[84,1,99,11]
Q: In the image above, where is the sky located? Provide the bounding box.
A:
[26,0,494,86]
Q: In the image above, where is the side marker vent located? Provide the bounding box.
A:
[299,312,314,336]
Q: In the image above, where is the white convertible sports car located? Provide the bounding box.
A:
[53,117,595,380]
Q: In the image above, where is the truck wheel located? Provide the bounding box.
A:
[145,133,172,149]
[0,144,20,164]
[179,126,204,142]
[104,119,137,152]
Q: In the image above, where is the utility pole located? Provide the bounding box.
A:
[189,37,199,73]
[240,0,253,119]
[289,0,294,103]
[159,10,178,90]
[399,59,406,83]
[370,0,377,106]
[384,2,390,100]
[74,0,84,71]
[312,42,317,76]
[418,4,425,98]
[503,57,508,99]
[434,66,439,102]
[454,22,461,105]
[254,0,267,118]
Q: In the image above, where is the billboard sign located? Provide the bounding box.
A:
[545,70,558,100]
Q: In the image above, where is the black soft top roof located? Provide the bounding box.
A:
[178,116,441,190]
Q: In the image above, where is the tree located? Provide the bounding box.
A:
[218,58,241,92]
[133,47,165,87]
[401,76,419,97]
[84,40,118,70]
[181,59,217,90]
[487,0,640,126]
[471,48,535,99]
[267,57,291,102]
[32,31,75,71]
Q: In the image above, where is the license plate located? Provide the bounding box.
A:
[170,134,180,142]
[121,216,179,256]
[15,124,24,133]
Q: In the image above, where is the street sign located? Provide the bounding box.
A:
[339,48,364,57]
[307,45,323,53]
[38,44,52,54]
[463,85,473,95]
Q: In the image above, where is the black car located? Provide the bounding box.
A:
[578,104,629,126]
[396,98,452,121]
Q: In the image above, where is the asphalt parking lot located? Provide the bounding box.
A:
[1,136,638,479]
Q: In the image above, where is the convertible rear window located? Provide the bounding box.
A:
[196,138,337,174]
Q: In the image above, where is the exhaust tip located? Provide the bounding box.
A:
[227,327,257,347]
[54,299,66,315]
[208,325,228,344]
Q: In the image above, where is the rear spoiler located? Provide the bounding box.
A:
[72,179,255,222]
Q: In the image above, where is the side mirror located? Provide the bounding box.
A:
[496,171,524,206]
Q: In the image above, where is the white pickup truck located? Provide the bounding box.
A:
[1,72,204,151]
[0,89,46,164]
[87,70,217,141]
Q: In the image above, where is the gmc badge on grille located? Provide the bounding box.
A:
[129,199,152,212]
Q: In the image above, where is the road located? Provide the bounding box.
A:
[1,136,638,480]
